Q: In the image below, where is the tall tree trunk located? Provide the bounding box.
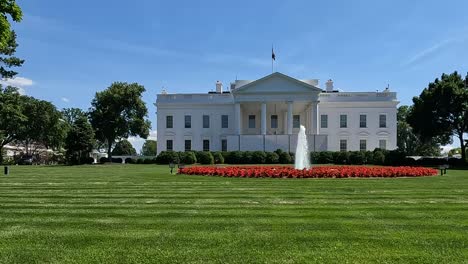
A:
[459,133,466,164]
[107,142,112,162]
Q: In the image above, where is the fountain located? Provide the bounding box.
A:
[295,125,311,170]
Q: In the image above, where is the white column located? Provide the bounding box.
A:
[261,102,267,135]
[314,101,319,134]
[235,103,241,135]
[287,101,293,135]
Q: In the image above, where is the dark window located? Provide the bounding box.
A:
[379,139,387,150]
[221,115,228,128]
[203,140,210,151]
[166,140,173,151]
[184,115,191,128]
[248,115,255,128]
[360,114,367,128]
[340,139,347,152]
[184,140,191,151]
[166,116,173,128]
[293,115,300,128]
[221,139,227,151]
[203,115,210,128]
[379,114,386,128]
[360,139,367,151]
[320,114,328,128]
[340,115,347,128]
[271,115,278,128]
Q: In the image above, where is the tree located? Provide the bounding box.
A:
[19,96,67,154]
[89,82,151,160]
[64,113,95,165]
[0,1,24,78]
[62,108,88,126]
[397,105,440,156]
[408,71,468,162]
[112,139,136,156]
[141,140,157,156]
[0,85,25,162]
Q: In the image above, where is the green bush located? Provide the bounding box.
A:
[349,151,365,165]
[318,151,334,164]
[384,150,406,166]
[212,152,224,164]
[372,150,385,165]
[179,151,197,164]
[155,151,180,164]
[364,151,374,164]
[335,151,350,164]
[241,151,254,164]
[252,151,267,164]
[226,151,243,164]
[279,152,292,164]
[310,152,320,163]
[143,158,153,164]
[136,158,144,164]
[265,152,279,164]
[197,151,214,165]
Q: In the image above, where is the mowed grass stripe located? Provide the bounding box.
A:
[0,165,467,263]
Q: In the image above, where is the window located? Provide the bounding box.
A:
[184,140,191,151]
[379,139,387,150]
[203,115,210,128]
[360,139,367,151]
[166,140,173,151]
[360,114,367,128]
[184,115,191,128]
[271,115,278,128]
[320,114,328,128]
[166,116,173,128]
[221,139,227,151]
[248,115,256,128]
[203,140,210,151]
[293,115,300,128]
[340,139,347,152]
[221,115,228,128]
[340,115,347,128]
[379,114,387,128]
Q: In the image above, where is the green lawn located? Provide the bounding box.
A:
[0,165,467,263]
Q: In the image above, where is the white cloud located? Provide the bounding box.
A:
[402,39,453,67]
[61,97,70,103]
[440,144,455,154]
[0,77,34,95]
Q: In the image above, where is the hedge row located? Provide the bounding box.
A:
[154,149,464,166]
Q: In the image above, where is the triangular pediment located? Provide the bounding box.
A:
[233,72,322,94]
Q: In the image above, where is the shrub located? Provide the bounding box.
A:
[179,151,197,164]
[111,158,123,163]
[335,151,350,164]
[212,152,224,164]
[349,151,365,165]
[197,151,214,165]
[99,157,109,164]
[156,151,180,164]
[136,158,144,164]
[265,152,279,164]
[372,151,385,165]
[317,151,334,164]
[84,157,95,164]
[279,152,292,164]
[226,151,243,164]
[125,158,136,164]
[143,158,153,164]
[241,151,254,164]
[252,151,267,164]
[385,150,406,166]
[364,151,374,164]
[310,152,320,164]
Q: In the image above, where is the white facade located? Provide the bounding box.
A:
[156,72,398,154]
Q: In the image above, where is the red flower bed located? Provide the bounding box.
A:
[178,166,438,178]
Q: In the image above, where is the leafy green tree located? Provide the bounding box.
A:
[62,108,88,126]
[64,113,95,165]
[0,1,24,78]
[397,105,440,156]
[89,82,150,160]
[141,140,157,156]
[19,96,67,154]
[408,71,468,162]
[112,139,136,156]
[0,85,25,162]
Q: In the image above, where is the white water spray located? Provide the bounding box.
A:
[295,125,311,170]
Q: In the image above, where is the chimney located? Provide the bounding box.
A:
[216,81,223,93]
[326,79,334,92]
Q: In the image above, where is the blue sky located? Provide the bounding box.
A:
[7,0,468,151]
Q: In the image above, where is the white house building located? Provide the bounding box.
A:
[156,72,398,154]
